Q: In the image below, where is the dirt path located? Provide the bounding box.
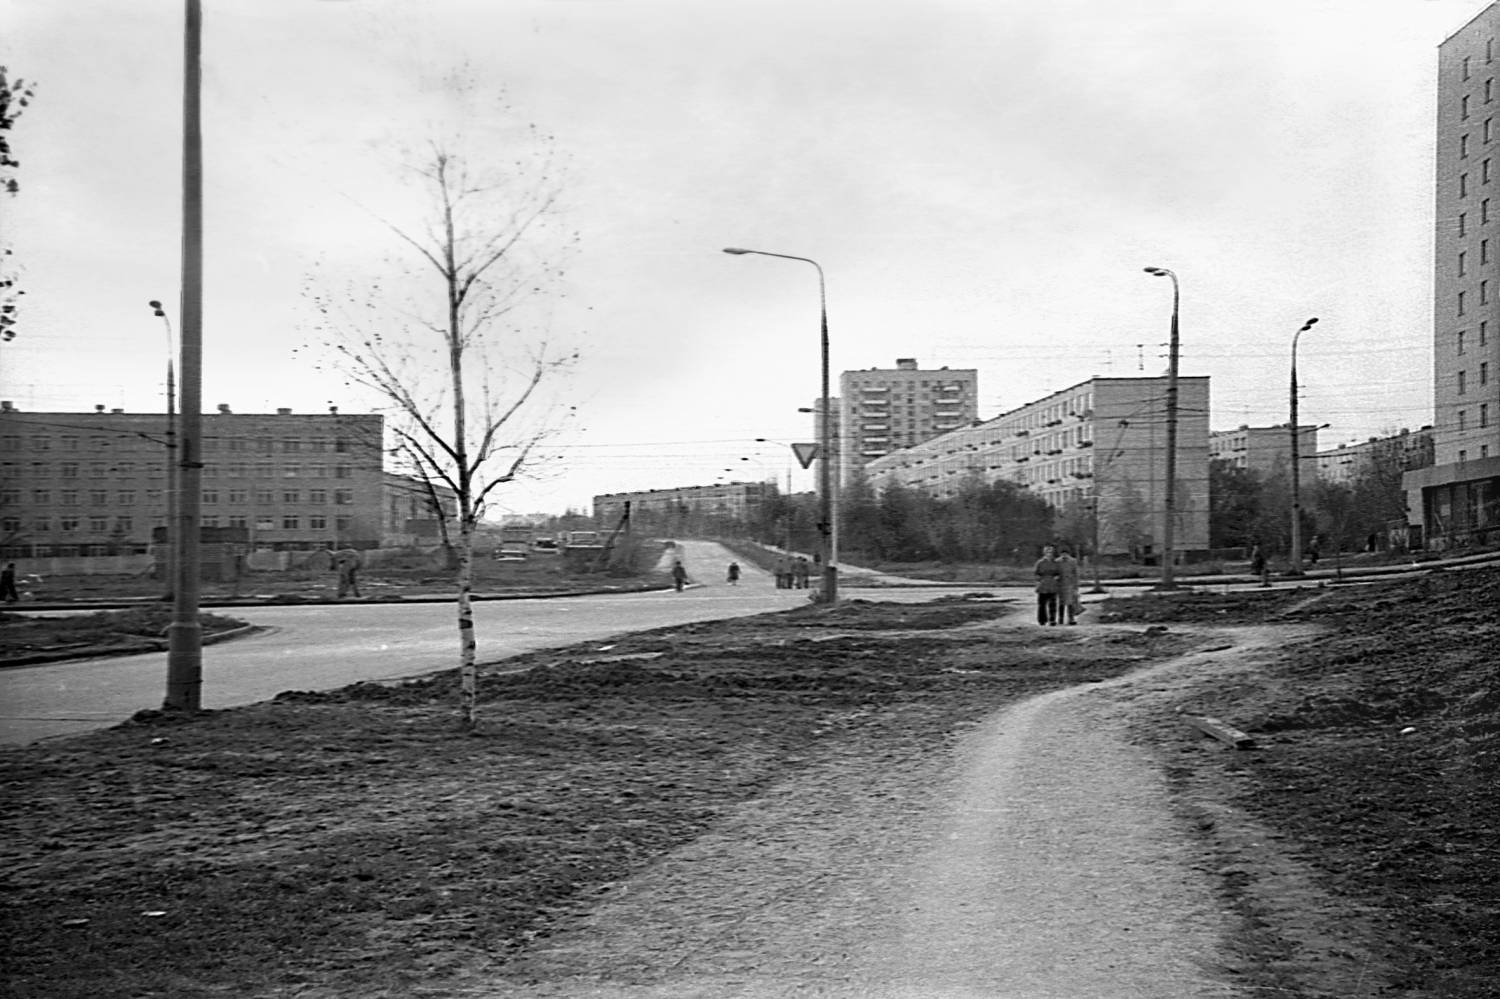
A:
[481,625,1298,998]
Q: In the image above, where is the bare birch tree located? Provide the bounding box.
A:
[307,136,579,730]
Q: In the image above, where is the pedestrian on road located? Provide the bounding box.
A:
[1034,544,1061,625]
[334,548,363,599]
[794,556,810,589]
[726,562,741,586]
[774,557,791,590]
[0,563,18,603]
[672,560,688,592]
[1056,547,1081,625]
[1251,544,1270,588]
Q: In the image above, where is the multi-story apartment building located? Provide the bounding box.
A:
[1209,424,1320,478]
[1406,3,1500,546]
[862,376,1211,559]
[593,481,774,529]
[837,359,977,485]
[1318,427,1435,486]
[0,404,449,559]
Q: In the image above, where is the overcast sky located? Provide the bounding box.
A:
[1,0,1492,515]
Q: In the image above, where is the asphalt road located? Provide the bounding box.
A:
[0,540,955,746]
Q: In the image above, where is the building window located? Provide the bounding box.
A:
[1488,118,1495,143]
[58,490,77,506]
[118,491,135,505]
[1484,280,1491,304]
[309,489,327,504]
[1461,173,1469,197]
[32,517,49,533]
[256,462,274,478]
[1488,159,1495,183]
[1464,94,1471,119]
[282,490,300,504]
[1488,78,1495,103]
[1482,403,1491,428]
[202,489,218,504]
[256,489,275,504]
[282,515,300,530]
[1465,56,1472,80]
[1484,321,1491,346]
[60,435,78,451]
[229,488,247,504]
[31,436,49,451]
[1485,239,1492,263]
[89,516,108,533]
[1485,198,1492,223]
[309,515,327,530]
[336,516,352,533]
[1459,370,1468,394]
[335,465,352,479]
[228,515,247,528]
[1459,290,1467,315]
[226,438,245,452]
[307,464,326,478]
[201,516,219,528]
[1483,361,1491,385]
[1460,212,1468,236]
[59,516,79,533]
[1460,330,1468,354]
[334,489,353,505]
[1460,250,1468,276]
[1460,449,1468,463]
[282,439,301,453]
[1463,134,1471,157]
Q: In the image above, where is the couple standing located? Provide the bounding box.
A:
[1034,544,1082,626]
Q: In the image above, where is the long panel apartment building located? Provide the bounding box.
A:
[0,404,452,560]
[862,376,1210,559]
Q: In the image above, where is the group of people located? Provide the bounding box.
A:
[773,556,812,590]
[1033,544,1083,626]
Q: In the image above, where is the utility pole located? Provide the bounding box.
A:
[149,301,177,601]
[165,0,204,711]
[1144,266,1180,590]
[1288,317,1319,575]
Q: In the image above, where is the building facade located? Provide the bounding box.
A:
[1406,3,1500,546]
[1209,424,1320,478]
[0,404,437,558]
[593,481,775,530]
[1318,427,1435,486]
[837,359,978,485]
[862,376,1211,558]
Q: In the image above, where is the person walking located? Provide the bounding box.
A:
[1034,544,1062,626]
[726,562,741,586]
[334,548,363,599]
[1056,547,1081,625]
[774,557,790,590]
[672,560,688,592]
[1250,544,1270,588]
[794,556,810,589]
[0,562,18,603]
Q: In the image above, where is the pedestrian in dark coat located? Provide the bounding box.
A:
[0,562,18,603]
[1034,545,1061,625]
[726,562,741,585]
[1250,545,1269,588]
[672,560,688,592]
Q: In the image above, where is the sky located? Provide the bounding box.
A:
[1,0,1493,517]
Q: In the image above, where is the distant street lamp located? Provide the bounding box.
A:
[724,247,837,603]
[1289,317,1320,576]
[1143,266,1181,590]
[148,301,178,599]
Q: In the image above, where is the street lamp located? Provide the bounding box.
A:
[724,247,837,603]
[1143,266,1181,590]
[165,0,205,711]
[1289,317,1319,576]
[148,301,178,599]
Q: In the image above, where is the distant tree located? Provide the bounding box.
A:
[308,134,580,731]
[1,66,37,350]
[1208,459,1264,551]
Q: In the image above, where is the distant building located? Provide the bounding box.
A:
[1209,424,1320,478]
[1405,3,1500,546]
[862,376,1211,558]
[1318,428,1435,486]
[593,481,774,529]
[836,359,978,485]
[0,403,452,560]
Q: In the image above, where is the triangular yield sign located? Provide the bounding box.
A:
[791,443,819,469]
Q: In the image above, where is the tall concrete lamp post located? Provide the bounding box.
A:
[164,0,205,711]
[724,248,837,604]
[1289,317,1319,575]
[1143,266,1180,590]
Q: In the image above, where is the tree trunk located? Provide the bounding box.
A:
[457,512,478,729]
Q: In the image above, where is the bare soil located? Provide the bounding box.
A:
[1,569,1495,998]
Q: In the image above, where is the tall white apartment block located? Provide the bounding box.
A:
[1405,3,1500,546]
[837,359,977,486]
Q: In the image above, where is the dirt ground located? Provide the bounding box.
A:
[1,570,1496,997]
